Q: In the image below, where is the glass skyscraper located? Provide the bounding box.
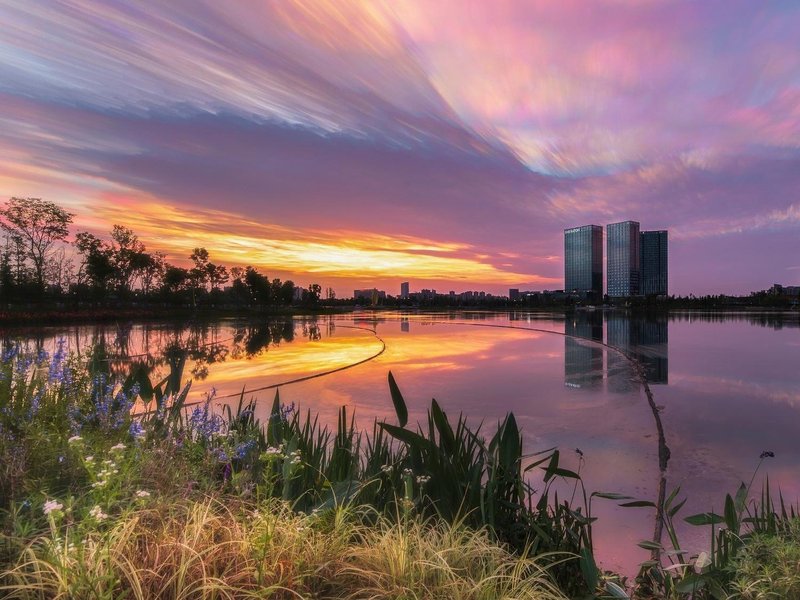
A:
[564,225,603,299]
[640,230,668,296]
[607,220,640,297]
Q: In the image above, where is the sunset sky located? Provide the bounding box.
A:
[1,0,798,296]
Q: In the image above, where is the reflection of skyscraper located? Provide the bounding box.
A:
[640,230,668,296]
[636,317,669,384]
[606,313,669,392]
[564,225,603,299]
[606,313,636,394]
[400,317,410,333]
[607,221,640,297]
[565,311,604,389]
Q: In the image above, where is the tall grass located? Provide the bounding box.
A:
[1,498,568,600]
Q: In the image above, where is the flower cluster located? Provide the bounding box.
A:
[91,458,119,488]
[43,499,63,516]
[88,505,108,521]
[234,439,258,460]
[187,394,224,442]
[262,444,284,459]
[69,374,138,435]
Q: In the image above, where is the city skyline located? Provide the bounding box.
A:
[1,1,798,296]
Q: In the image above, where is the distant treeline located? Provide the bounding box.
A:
[0,197,326,309]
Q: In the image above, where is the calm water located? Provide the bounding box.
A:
[5,310,800,573]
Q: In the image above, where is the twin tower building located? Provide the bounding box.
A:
[564,221,668,301]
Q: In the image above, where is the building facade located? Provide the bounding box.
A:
[640,230,668,296]
[564,225,603,299]
[400,281,409,299]
[607,221,640,297]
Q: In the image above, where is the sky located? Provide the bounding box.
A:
[0,0,798,296]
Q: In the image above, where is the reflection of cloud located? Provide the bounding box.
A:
[383,326,541,370]
[671,373,800,408]
[192,334,383,391]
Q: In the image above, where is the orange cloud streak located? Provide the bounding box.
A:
[88,195,555,285]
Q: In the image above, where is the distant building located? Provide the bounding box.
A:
[564,225,603,299]
[353,288,386,302]
[607,221,640,297]
[509,288,520,301]
[400,281,409,299]
[640,230,668,296]
[770,284,800,296]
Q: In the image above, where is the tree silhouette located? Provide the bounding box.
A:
[0,198,74,292]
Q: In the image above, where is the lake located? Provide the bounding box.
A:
[5,309,799,574]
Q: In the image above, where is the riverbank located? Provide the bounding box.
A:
[0,304,356,326]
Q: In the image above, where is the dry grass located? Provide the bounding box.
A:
[0,498,568,600]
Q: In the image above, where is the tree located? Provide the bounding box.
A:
[110,225,146,294]
[0,198,74,291]
[163,265,189,297]
[139,252,165,296]
[304,283,322,306]
[74,231,115,293]
[245,267,271,305]
[280,280,296,305]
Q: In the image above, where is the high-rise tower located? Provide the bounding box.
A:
[640,230,668,296]
[564,225,603,299]
[607,221,640,297]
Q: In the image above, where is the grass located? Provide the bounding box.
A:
[1,497,568,600]
[729,518,800,599]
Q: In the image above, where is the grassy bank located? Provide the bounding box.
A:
[0,343,795,599]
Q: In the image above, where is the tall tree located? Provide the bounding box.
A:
[74,231,115,294]
[110,225,146,294]
[0,198,74,291]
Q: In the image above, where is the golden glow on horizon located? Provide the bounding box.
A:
[90,197,556,285]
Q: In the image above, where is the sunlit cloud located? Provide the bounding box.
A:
[88,197,555,285]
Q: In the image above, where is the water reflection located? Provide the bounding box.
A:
[564,311,669,392]
[564,312,603,389]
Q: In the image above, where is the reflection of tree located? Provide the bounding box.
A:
[669,311,799,329]
[3,318,328,400]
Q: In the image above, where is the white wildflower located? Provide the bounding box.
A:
[67,435,82,444]
[380,464,392,474]
[43,500,63,515]
[416,475,431,484]
[89,505,108,521]
[84,455,94,463]
[91,480,107,489]
[135,490,150,498]
[110,443,126,452]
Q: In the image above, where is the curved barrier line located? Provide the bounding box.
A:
[206,325,386,401]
